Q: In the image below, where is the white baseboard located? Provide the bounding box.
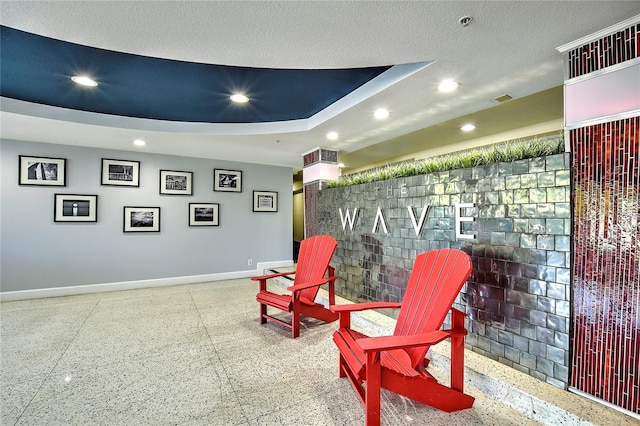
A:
[0,260,294,302]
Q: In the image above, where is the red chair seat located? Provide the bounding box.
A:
[256,291,292,311]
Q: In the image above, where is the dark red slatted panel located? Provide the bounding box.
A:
[304,183,319,238]
[567,23,639,79]
[570,117,640,414]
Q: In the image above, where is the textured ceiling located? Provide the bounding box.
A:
[1,1,638,172]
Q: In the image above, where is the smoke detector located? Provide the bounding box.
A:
[459,16,472,27]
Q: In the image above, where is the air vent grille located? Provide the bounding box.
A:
[494,94,513,103]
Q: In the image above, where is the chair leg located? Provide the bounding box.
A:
[365,352,382,426]
[450,310,466,392]
[291,309,300,338]
[259,303,267,324]
[338,354,347,378]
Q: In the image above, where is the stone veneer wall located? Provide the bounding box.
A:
[316,153,572,388]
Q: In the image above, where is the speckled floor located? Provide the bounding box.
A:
[1,278,635,425]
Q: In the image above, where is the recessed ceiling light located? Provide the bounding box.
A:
[71,75,98,87]
[461,124,475,132]
[133,139,146,146]
[230,93,249,103]
[326,131,339,140]
[374,108,389,119]
[437,80,460,93]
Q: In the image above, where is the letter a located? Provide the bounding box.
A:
[372,206,389,234]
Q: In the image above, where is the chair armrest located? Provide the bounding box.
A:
[357,329,467,353]
[287,276,336,292]
[251,271,295,281]
[330,301,402,313]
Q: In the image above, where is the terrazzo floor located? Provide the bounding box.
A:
[0,278,633,425]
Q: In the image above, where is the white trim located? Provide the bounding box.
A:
[568,387,640,421]
[556,15,640,53]
[0,260,293,302]
[564,58,640,85]
[564,109,640,130]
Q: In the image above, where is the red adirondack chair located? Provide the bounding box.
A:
[331,248,475,426]
[253,235,339,338]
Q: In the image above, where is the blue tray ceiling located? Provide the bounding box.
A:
[0,26,391,124]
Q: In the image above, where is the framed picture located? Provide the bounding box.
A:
[123,206,160,232]
[54,194,97,222]
[19,155,66,186]
[253,190,278,212]
[213,169,242,192]
[102,158,140,187]
[160,170,193,195]
[189,203,219,226]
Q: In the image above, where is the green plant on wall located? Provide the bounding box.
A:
[328,134,565,188]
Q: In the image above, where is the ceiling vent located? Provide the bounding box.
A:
[494,94,513,103]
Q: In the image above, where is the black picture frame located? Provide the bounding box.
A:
[19,155,66,186]
[54,194,98,222]
[160,170,193,195]
[213,169,242,192]
[189,203,219,226]
[102,158,140,187]
[253,190,278,212]
[123,206,160,232]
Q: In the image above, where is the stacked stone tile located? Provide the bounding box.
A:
[317,153,571,388]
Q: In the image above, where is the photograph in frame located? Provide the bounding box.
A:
[54,194,97,222]
[160,170,193,195]
[102,158,140,187]
[253,190,278,212]
[19,155,66,186]
[189,203,219,226]
[123,206,160,232]
[213,169,242,192]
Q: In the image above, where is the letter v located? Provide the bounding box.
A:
[407,206,431,236]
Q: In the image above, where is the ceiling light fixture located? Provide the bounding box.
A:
[230,93,249,103]
[133,139,146,146]
[71,75,98,87]
[326,131,339,140]
[374,108,389,119]
[461,124,476,132]
[437,80,460,93]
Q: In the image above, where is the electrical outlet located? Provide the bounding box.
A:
[248,259,253,266]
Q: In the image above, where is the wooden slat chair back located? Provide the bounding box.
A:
[253,235,338,338]
[394,248,474,368]
[331,248,474,426]
[291,235,336,304]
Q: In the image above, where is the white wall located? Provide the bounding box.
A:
[1,139,293,296]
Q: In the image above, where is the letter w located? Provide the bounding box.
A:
[339,208,359,231]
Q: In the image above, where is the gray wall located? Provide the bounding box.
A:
[1,139,293,292]
[317,153,572,388]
